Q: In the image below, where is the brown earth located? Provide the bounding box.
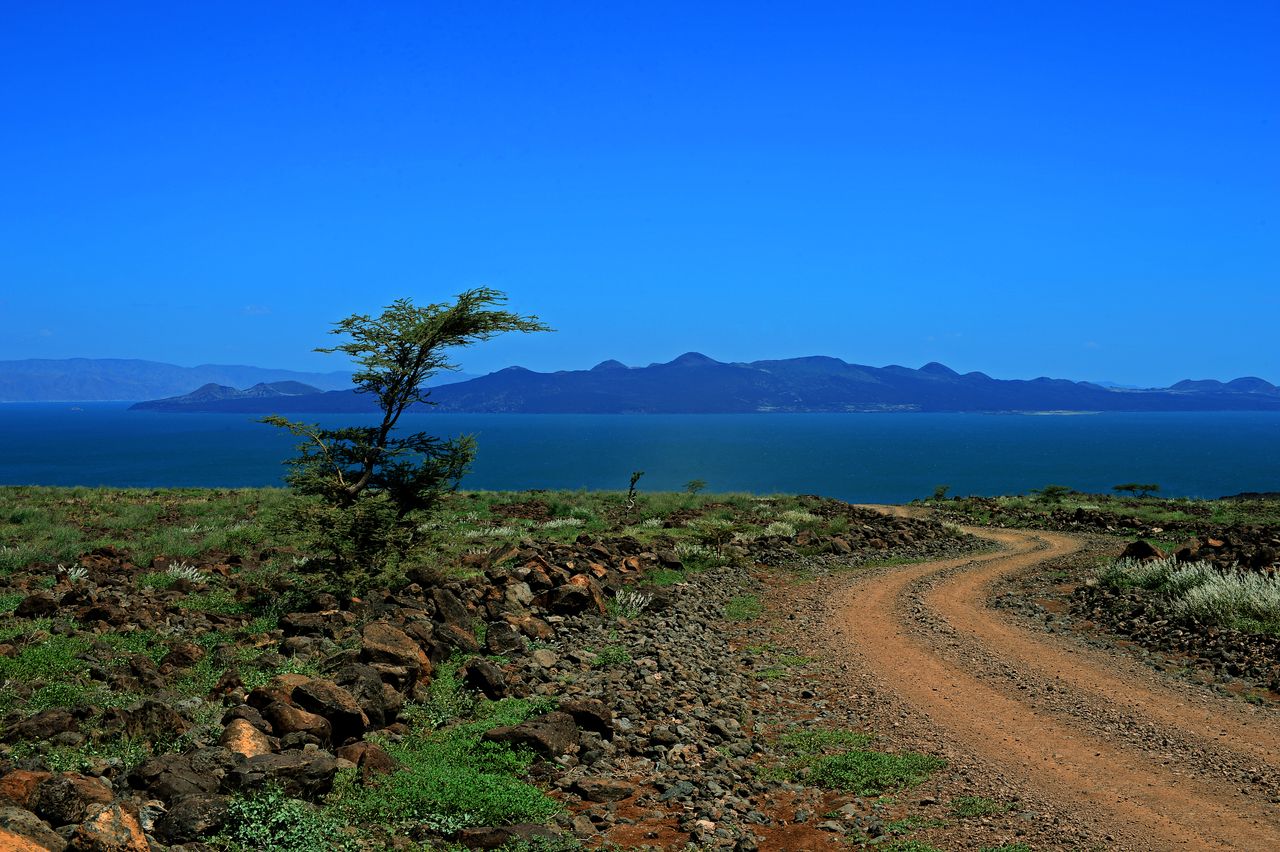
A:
[797,509,1280,851]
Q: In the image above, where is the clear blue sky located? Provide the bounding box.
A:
[1,1,1276,386]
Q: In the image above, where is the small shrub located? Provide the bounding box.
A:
[762,521,796,538]
[222,786,347,852]
[592,645,632,668]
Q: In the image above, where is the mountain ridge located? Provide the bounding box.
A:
[128,353,1280,414]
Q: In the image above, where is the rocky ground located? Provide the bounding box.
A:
[0,492,979,851]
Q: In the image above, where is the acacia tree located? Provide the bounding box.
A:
[265,288,550,586]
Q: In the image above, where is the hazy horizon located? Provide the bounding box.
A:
[1,2,1275,388]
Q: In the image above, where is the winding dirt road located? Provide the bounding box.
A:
[826,515,1280,850]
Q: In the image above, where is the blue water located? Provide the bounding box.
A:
[1,404,1277,502]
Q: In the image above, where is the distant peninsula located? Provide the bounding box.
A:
[129,353,1280,414]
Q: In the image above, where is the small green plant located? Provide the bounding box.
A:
[222,786,348,852]
[773,727,943,796]
[592,644,633,668]
[684,479,707,495]
[951,796,1012,818]
[724,594,762,622]
[625,470,645,512]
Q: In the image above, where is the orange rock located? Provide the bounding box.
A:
[622,555,642,572]
[0,826,49,852]
[261,701,332,743]
[71,802,149,852]
[0,769,50,808]
[269,673,313,693]
[219,717,273,758]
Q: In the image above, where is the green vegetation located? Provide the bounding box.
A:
[723,594,763,621]
[0,486,286,576]
[950,796,1013,818]
[590,644,633,668]
[1096,557,1280,635]
[927,489,1280,535]
[1114,482,1161,498]
[222,786,352,852]
[263,289,550,592]
[772,727,943,795]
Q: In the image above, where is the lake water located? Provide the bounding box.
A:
[1,404,1277,502]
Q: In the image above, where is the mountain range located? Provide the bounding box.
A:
[126,353,1280,414]
[0,359,354,402]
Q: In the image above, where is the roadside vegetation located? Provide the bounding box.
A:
[921,487,1280,537]
[1095,557,1280,635]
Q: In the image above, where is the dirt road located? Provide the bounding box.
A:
[825,516,1280,850]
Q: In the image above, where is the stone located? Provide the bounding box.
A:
[105,700,191,742]
[292,680,368,743]
[0,805,67,851]
[459,658,507,699]
[455,823,562,850]
[11,708,78,742]
[571,777,634,802]
[482,711,578,758]
[332,663,396,729]
[153,794,229,844]
[432,622,482,655]
[219,718,273,759]
[360,621,431,680]
[261,701,332,744]
[14,592,58,618]
[1120,540,1167,562]
[484,621,526,655]
[430,587,473,628]
[557,698,613,739]
[32,773,114,827]
[128,754,220,801]
[227,751,338,798]
[221,705,271,735]
[334,742,397,779]
[0,771,51,809]
[68,802,149,851]
[0,826,51,851]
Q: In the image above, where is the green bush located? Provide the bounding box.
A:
[223,786,349,852]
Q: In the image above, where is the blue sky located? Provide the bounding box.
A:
[1,1,1276,386]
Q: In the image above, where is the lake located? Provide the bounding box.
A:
[1,404,1277,502]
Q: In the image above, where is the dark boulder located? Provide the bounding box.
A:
[1120,540,1167,562]
[31,773,114,827]
[153,794,229,844]
[481,711,578,758]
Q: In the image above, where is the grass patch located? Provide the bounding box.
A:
[327,690,559,834]
[772,726,943,796]
[590,644,633,668]
[951,796,1013,818]
[724,594,762,621]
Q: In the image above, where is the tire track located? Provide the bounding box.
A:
[827,521,1280,851]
